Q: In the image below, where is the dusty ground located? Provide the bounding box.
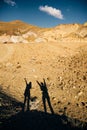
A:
[0,42,87,124]
[0,91,86,130]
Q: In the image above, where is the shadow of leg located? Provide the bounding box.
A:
[43,96,47,113]
[47,97,54,114]
[22,96,26,112]
[27,97,30,111]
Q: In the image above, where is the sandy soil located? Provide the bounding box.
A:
[0,42,87,123]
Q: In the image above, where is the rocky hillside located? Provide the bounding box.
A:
[0,20,87,43]
[0,20,46,43]
[0,21,87,128]
[0,42,87,123]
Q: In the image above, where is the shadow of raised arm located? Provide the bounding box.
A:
[24,78,27,85]
[43,78,46,86]
[36,80,41,86]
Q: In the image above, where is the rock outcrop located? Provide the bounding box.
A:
[0,20,87,43]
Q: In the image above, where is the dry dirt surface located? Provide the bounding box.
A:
[0,41,87,126]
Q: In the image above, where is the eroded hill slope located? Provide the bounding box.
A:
[0,21,87,43]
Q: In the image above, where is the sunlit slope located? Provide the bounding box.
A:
[0,20,87,43]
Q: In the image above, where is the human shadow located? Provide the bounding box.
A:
[36,78,54,114]
[22,78,32,111]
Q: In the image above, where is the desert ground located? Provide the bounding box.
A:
[0,21,87,129]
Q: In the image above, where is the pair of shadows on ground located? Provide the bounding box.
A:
[23,78,54,114]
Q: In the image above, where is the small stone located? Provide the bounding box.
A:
[16,65,21,68]
[47,77,50,81]
[76,103,79,106]
[64,107,67,110]
[81,102,85,106]
[58,101,61,104]
[78,91,83,96]
[67,102,71,105]
[52,97,56,101]
[73,86,76,89]
[83,75,86,80]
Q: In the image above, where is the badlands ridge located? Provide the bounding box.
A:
[0,20,87,43]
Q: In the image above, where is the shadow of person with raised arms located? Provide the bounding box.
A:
[22,78,32,112]
[36,78,54,114]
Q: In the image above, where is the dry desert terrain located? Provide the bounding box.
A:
[0,21,87,129]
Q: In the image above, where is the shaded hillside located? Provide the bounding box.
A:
[0,90,22,124]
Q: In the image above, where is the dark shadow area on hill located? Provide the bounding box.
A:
[0,110,87,130]
[0,90,23,123]
[0,90,87,130]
